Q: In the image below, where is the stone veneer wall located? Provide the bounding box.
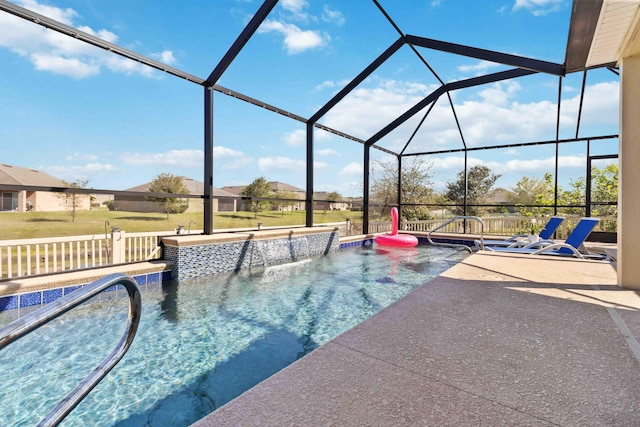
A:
[163,229,340,281]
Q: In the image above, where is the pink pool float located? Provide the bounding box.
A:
[375,207,418,248]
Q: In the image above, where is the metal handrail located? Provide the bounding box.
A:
[426,216,485,252]
[0,273,142,427]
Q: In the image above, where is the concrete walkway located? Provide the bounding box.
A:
[194,251,640,426]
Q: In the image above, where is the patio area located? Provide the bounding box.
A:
[194,249,640,426]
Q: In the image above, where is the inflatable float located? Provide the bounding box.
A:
[375,207,418,248]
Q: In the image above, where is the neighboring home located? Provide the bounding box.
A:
[313,192,351,211]
[113,177,238,213]
[221,181,306,212]
[0,163,91,212]
[91,193,114,208]
[482,187,517,214]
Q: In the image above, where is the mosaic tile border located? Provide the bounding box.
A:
[339,238,374,248]
[1,234,470,313]
[0,270,172,314]
[166,231,340,281]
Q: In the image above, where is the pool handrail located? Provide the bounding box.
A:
[426,216,485,252]
[0,273,142,427]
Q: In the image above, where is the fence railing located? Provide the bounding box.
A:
[318,216,616,238]
[404,216,617,238]
[0,230,175,280]
[0,216,617,280]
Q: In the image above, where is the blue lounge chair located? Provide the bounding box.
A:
[483,217,604,259]
[476,216,564,248]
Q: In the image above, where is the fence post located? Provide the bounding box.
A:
[111,229,126,264]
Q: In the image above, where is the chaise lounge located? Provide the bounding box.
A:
[475,216,565,249]
[482,217,606,259]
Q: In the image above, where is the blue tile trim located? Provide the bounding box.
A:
[64,285,83,296]
[20,291,41,308]
[0,234,474,314]
[42,288,63,304]
[0,295,19,311]
[339,238,374,249]
[0,269,172,314]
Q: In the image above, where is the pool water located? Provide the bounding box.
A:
[0,245,468,426]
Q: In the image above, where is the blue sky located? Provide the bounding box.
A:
[0,0,619,197]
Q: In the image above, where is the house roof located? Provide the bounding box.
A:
[269,181,305,193]
[221,181,305,196]
[483,188,516,204]
[565,0,640,72]
[0,163,65,187]
[126,177,238,198]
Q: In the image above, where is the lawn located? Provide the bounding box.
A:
[0,208,361,240]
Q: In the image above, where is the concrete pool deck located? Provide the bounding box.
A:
[193,248,640,426]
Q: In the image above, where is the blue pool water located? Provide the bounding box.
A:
[0,245,468,426]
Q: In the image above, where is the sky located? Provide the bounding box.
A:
[0,0,620,197]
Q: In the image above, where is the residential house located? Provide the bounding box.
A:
[113,177,238,213]
[0,163,90,212]
[313,192,351,211]
[483,187,517,214]
[221,181,306,212]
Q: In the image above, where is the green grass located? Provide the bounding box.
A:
[0,208,361,240]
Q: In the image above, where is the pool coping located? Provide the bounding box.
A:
[0,230,552,313]
[0,261,173,312]
[193,251,637,426]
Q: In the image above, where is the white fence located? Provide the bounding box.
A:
[404,216,617,238]
[0,216,616,280]
[0,230,174,280]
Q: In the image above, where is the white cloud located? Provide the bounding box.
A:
[431,154,585,173]
[339,162,362,176]
[323,79,434,140]
[317,148,337,156]
[281,0,308,15]
[284,129,306,147]
[84,162,118,172]
[314,80,336,91]
[0,0,170,78]
[322,5,345,25]
[314,78,351,92]
[513,0,563,16]
[221,157,253,171]
[213,146,244,158]
[120,147,253,171]
[214,146,252,170]
[458,60,502,76]
[321,77,618,154]
[65,152,98,161]
[45,163,117,182]
[121,149,203,168]
[259,156,328,172]
[258,20,327,54]
[151,50,177,66]
[561,81,619,128]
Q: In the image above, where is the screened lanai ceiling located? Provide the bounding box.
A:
[0,0,629,220]
[0,0,620,155]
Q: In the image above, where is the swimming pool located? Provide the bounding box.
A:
[0,244,468,426]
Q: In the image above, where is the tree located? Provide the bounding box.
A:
[508,173,555,216]
[59,179,89,222]
[146,173,189,219]
[444,165,501,216]
[559,178,585,216]
[370,157,435,220]
[326,191,342,211]
[241,177,273,218]
[272,189,298,216]
[590,163,618,217]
